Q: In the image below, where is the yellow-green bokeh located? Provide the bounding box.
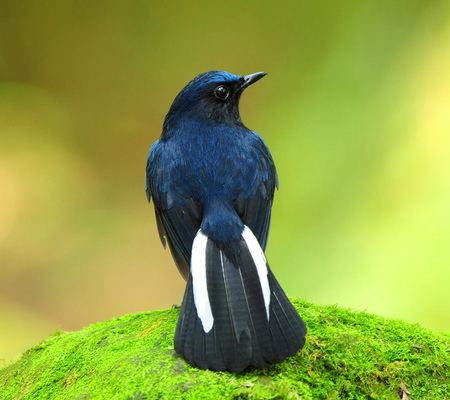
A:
[1,0,450,363]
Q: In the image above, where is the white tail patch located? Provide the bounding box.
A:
[242,225,270,320]
[191,230,214,333]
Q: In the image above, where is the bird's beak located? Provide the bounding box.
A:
[241,72,267,89]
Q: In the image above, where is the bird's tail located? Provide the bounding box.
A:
[174,226,307,372]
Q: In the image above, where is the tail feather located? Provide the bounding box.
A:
[174,275,196,364]
[207,240,252,371]
[268,268,307,356]
[174,226,306,372]
[220,250,249,343]
[236,242,275,367]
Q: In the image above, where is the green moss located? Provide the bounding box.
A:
[1,300,449,399]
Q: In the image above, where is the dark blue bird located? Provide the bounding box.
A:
[146,70,306,372]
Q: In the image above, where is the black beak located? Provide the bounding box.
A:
[241,72,267,89]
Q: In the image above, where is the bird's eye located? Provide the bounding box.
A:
[214,85,229,100]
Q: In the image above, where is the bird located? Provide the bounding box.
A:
[145,70,306,372]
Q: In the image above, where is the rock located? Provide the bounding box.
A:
[1,299,449,399]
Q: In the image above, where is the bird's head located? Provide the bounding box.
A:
[163,70,266,131]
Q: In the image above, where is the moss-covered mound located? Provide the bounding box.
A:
[1,299,449,399]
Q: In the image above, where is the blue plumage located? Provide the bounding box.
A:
[146,70,306,372]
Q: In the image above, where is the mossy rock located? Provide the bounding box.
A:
[0,299,449,399]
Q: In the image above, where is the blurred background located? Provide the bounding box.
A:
[1,0,450,364]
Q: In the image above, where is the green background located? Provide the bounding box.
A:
[1,0,450,364]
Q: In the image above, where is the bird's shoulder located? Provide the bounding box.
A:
[146,139,178,204]
[246,130,279,192]
[145,140,160,202]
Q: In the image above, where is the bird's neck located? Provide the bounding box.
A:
[160,113,245,142]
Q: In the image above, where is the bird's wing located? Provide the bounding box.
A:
[234,132,278,251]
[146,140,201,281]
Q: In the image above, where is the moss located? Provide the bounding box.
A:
[1,300,449,399]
